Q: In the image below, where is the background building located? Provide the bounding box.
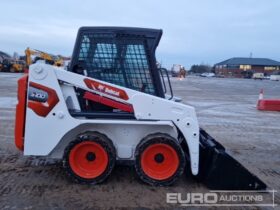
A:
[0,51,11,63]
[214,57,280,78]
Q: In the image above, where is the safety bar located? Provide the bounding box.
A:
[159,68,173,100]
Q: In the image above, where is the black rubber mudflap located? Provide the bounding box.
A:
[196,128,267,190]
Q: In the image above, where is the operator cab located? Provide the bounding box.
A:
[69,27,166,98]
[68,27,177,117]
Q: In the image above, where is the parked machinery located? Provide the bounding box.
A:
[0,58,25,72]
[25,48,64,67]
[171,64,186,78]
[15,27,266,189]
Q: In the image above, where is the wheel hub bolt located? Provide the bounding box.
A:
[154,153,164,163]
[86,152,96,161]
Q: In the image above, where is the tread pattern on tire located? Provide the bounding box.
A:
[134,133,186,186]
[62,131,116,185]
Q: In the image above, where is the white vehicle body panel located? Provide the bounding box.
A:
[24,63,200,175]
[252,73,264,79]
[270,75,280,81]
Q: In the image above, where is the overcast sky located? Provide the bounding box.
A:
[1,0,279,68]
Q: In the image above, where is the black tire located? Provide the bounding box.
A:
[63,131,116,184]
[135,133,186,186]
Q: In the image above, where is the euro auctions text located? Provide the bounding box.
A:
[166,190,277,207]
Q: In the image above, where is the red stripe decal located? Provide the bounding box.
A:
[84,92,134,113]
[84,79,129,100]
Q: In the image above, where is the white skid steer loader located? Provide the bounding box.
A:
[15,27,266,189]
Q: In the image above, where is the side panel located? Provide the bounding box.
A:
[24,64,178,157]
[24,65,78,155]
[25,64,200,176]
[131,95,200,175]
[14,75,28,151]
[50,123,178,159]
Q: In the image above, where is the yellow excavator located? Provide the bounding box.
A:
[25,48,64,67]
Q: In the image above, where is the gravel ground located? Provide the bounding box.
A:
[0,73,279,209]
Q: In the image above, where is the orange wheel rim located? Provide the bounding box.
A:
[69,141,108,179]
[141,143,179,180]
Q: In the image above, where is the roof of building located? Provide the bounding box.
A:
[0,51,11,59]
[215,57,280,66]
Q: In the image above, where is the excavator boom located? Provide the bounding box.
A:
[25,47,63,67]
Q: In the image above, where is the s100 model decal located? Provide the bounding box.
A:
[28,86,48,103]
[28,82,59,117]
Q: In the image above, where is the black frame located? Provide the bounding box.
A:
[69,27,165,98]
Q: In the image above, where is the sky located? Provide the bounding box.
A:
[1,0,280,68]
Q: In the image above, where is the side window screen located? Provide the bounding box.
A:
[93,43,117,69]
[124,44,154,95]
[79,36,90,59]
[77,33,156,95]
